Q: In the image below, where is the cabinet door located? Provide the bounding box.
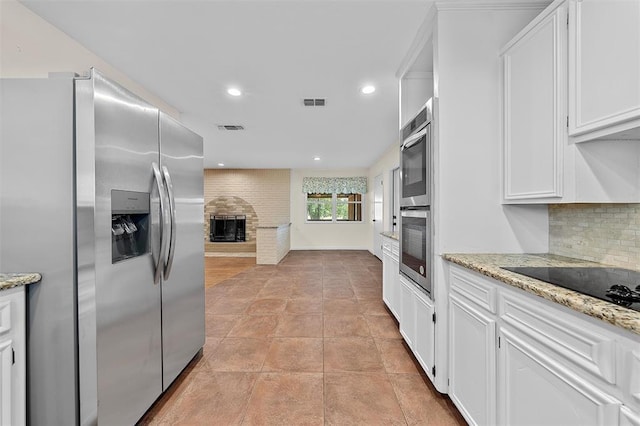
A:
[449,294,497,426]
[499,327,620,426]
[0,287,25,426]
[502,3,567,201]
[391,259,401,321]
[620,406,640,426]
[0,339,12,425]
[382,251,392,309]
[568,0,640,139]
[399,278,416,349]
[414,289,434,376]
[382,249,400,321]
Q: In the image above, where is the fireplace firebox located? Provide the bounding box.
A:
[210,215,246,242]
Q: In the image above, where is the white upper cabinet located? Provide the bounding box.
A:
[568,0,640,141]
[501,0,640,203]
[502,3,568,201]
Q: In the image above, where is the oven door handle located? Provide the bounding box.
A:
[401,128,427,151]
[400,209,428,218]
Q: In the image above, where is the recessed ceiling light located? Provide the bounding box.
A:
[361,85,376,95]
[227,88,242,97]
[218,163,225,167]
[313,157,321,161]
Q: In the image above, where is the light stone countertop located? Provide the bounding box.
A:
[442,253,640,336]
[256,223,292,229]
[0,273,42,291]
[381,231,399,241]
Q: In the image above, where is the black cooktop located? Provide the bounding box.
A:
[502,266,640,312]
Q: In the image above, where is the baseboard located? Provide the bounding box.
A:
[290,246,370,251]
[205,252,256,258]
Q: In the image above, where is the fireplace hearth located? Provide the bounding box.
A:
[210,215,246,242]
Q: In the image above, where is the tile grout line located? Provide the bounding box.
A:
[319,264,326,424]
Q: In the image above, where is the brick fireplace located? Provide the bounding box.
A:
[204,169,291,263]
[210,215,246,242]
[204,196,258,243]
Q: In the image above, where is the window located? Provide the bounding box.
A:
[306,193,333,221]
[306,193,363,222]
[302,176,367,223]
[336,193,362,221]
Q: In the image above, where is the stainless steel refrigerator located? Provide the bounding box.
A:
[0,69,205,425]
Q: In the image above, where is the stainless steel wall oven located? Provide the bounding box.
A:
[400,100,432,208]
[399,99,433,297]
[399,208,431,294]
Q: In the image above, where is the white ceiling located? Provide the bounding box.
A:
[21,0,432,169]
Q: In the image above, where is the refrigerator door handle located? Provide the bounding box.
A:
[152,162,168,285]
[162,165,177,280]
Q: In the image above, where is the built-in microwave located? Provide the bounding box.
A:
[400,99,432,208]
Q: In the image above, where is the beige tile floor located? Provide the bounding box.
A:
[140,250,467,425]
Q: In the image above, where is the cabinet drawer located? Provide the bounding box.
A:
[382,239,399,258]
[627,349,640,409]
[499,292,616,384]
[450,266,497,314]
[0,300,11,336]
[499,326,621,426]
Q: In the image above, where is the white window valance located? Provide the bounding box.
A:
[302,177,367,194]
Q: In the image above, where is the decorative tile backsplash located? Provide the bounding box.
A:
[549,204,640,270]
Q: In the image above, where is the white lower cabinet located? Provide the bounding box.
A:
[413,287,435,376]
[399,277,416,348]
[447,263,638,426]
[498,327,620,426]
[382,237,400,320]
[449,294,496,426]
[0,339,13,425]
[0,286,26,425]
[399,275,435,378]
[382,237,435,379]
[620,406,640,426]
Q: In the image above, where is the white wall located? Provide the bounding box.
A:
[0,0,179,118]
[434,7,549,257]
[428,4,549,393]
[290,168,370,250]
[400,72,434,128]
[367,141,401,247]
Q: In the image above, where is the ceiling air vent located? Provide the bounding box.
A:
[217,125,245,131]
[303,98,326,107]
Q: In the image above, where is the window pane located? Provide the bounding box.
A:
[336,194,362,221]
[307,193,333,221]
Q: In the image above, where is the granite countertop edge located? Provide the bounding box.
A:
[442,253,640,336]
[380,231,399,241]
[0,273,42,291]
